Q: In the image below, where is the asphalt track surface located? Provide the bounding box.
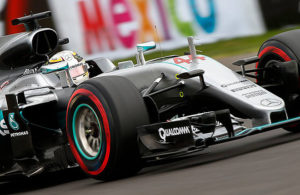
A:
[2,54,300,195]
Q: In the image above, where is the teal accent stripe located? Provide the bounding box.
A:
[162,62,189,71]
[236,116,300,136]
[41,65,69,73]
[72,104,102,160]
[19,111,29,124]
[137,45,155,51]
[0,110,3,121]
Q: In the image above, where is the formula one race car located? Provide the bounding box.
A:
[0,11,300,181]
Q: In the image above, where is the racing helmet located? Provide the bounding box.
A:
[41,50,89,85]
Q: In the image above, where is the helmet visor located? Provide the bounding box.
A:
[69,63,88,78]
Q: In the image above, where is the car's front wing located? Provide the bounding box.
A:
[137,111,300,161]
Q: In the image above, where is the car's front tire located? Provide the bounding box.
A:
[257,30,300,132]
[66,76,150,180]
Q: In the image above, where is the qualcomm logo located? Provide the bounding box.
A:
[8,113,19,131]
[158,126,190,142]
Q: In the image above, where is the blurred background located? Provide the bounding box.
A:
[0,0,300,61]
[1,1,300,194]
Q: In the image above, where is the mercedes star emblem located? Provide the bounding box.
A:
[260,98,282,107]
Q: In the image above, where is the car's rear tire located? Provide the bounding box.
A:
[66,76,150,180]
[257,30,300,132]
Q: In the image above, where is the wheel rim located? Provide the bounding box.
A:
[73,104,102,160]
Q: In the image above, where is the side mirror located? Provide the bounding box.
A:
[137,41,156,52]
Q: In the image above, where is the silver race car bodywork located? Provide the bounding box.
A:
[103,53,286,126]
[0,49,286,126]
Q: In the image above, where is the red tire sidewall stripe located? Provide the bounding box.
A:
[256,46,292,69]
[66,88,111,176]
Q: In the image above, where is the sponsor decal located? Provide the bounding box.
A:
[191,125,201,134]
[0,129,9,136]
[10,131,29,137]
[64,54,74,61]
[158,126,190,142]
[230,84,256,92]
[0,110,8,136]
[0,118,7,130]
[173,55,206,65]
[260,98,282,107]
[0,80,9,90]
[0,119,9,136]
[242,90,267,99]
[23,68,38,75]
[8,113,19,131]
[221,80,249,88]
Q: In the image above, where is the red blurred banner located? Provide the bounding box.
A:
[5,0,29,34]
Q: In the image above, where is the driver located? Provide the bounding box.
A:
[41,50,89,85]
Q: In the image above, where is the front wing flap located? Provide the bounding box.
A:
[137,110,300,160]
[137,120,197,159]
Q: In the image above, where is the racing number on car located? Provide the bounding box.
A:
[173,55,205,65]
[174,57,191,64]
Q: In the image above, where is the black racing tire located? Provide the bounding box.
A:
[257,30,300,83]
[66,76,150,180]
[257,29,300,132]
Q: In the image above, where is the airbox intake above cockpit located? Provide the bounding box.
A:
[0,28,58,67]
